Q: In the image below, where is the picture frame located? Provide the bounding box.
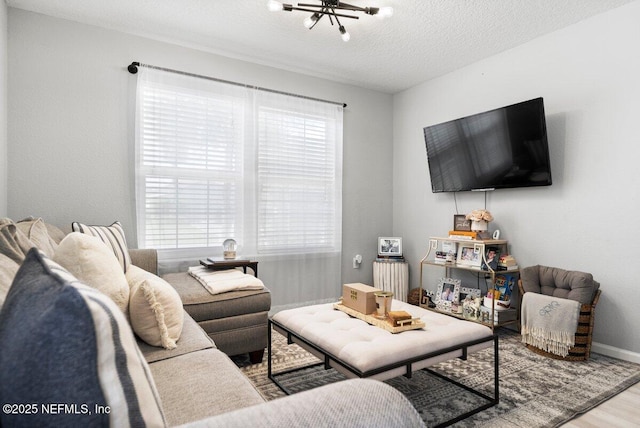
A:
[435,277,461,304]
[436,300,452,312]
[459,286,481,302]
[481,246,500,271]
[453,215,472,231]
[378,237,402,257]
[457,243,483,268]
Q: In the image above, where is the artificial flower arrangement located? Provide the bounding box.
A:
[465,209,494,222]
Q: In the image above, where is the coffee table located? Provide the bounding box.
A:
[268,300,498,427]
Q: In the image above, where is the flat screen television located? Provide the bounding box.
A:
[423,97,552,193]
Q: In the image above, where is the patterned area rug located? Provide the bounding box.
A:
[232,329,640,427]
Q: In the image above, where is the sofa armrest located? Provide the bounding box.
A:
[129,248,158,275]
[178,379,425,428]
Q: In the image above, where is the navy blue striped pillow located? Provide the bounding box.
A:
[0,249,166,427]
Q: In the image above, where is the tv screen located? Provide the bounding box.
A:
[423,97,552,193]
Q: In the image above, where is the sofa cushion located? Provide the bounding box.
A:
[16,217,58,257]
[72,221,132,273]
[53,232,130,314]
[0,249,166,427]
[149,348,264,426]
[0,254,19,310]
[163,272,271,322]
[127,265,184,350]
[138,311,215,364]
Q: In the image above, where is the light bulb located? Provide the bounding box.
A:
[377,6,393,18]
[303,13,320,28]
[267,0,283,12]
[339,26,350,42]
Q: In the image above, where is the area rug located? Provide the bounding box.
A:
[233,329,640,427]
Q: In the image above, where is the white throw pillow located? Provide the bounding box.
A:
[126,265,184,350]
[53,232,130,314]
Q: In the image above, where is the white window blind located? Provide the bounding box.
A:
[135,68,343,259]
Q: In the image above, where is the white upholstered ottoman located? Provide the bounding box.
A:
[270,299,495,381]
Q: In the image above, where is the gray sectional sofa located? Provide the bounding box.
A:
[0,217,425,427]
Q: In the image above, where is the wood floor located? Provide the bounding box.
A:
[561,381,640,427]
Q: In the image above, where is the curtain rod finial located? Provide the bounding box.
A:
[128,62,140,74]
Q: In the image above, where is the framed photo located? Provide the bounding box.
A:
[457,243,483,268]
[378,237,402,257]
[436,277,461,304]
[481,246,500,271]
[442,240,457,256]
[453,215,471,231]
[459,287,481,302]
[436,300,452,312]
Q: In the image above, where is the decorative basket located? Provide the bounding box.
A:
[519,282,601,361]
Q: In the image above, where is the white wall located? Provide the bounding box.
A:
[7,9,393,306]
[0,1,7,217]
[393,2,640,355]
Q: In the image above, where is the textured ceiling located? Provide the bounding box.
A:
[6,0,636,93]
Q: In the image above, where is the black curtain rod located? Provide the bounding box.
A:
[127,62,347,108]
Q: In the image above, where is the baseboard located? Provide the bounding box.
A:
[592,341,640,364]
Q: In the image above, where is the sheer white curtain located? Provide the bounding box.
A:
[134,67,343,307]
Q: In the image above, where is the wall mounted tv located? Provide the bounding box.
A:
[423,97,552,193]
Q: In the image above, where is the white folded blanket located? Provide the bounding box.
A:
[521,292,581,357]
[188,266,265,295]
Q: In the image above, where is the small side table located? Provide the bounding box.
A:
[199,258,259,277]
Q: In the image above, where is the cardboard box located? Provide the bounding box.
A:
[342,283,381,315]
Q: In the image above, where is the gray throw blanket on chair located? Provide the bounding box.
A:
[521,292,581,357]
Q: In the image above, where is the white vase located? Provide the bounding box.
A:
[471,220,488,232]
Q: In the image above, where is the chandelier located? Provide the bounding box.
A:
[267,1,393,42]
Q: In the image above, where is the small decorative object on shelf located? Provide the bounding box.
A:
[462,295,482,320]
[494,273,517,300]
[466,209,494,233]
[453,214,472,231]
[223,238,237,259]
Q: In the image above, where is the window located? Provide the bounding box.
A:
[135,68,343,258]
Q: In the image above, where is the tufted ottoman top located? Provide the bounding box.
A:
[271,300,493,380]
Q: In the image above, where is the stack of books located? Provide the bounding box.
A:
[447,230,477,240]
[497,254,518,271]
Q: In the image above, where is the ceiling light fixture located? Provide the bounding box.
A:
[267,1,393,42]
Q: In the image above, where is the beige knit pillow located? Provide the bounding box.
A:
[126,265,184,349]
[52,232,130,314]
[16,217,58,257]
[0,253,20,310]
